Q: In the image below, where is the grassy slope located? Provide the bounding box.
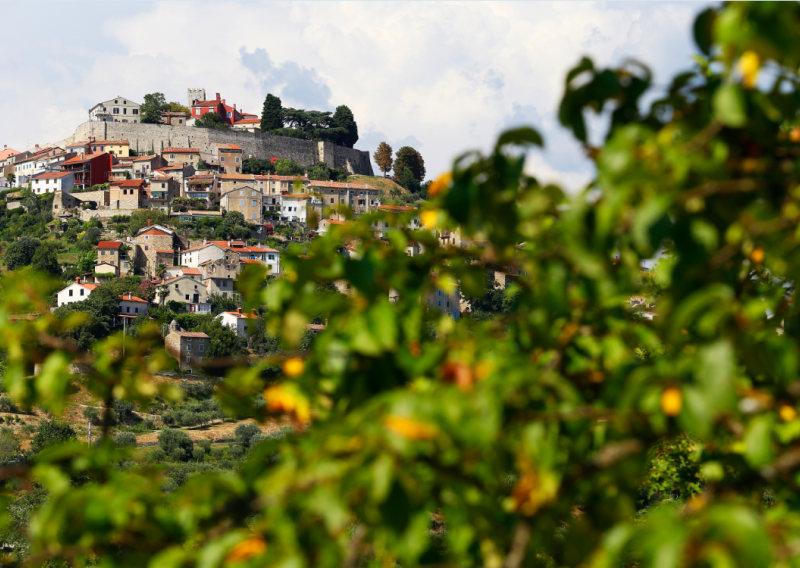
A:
[347,175,408,202]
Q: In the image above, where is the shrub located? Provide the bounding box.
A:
[21,424,35,436]
[82,406,100,423]
[234,422,261,448]
[192,447,205,461]
[150,448,166,462]
[197,439,212,454]
[170,447,187,462]
[113,400,136,423]
[114,432,137,448]
[158,428,193,459]
[210,447,224,459]
[227,445,244,458]
[31,419,77,452]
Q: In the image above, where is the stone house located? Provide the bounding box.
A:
[214,144,243,174]
[51,190,82,215]
[165,266,202,279]
[161,112,187,126]
[184,173,220,202]
[254,174,309,201]
[132,154,167,179]
[216,308,258,336]
[94,262,119,278]
[308,180,380,216]
[423,276,464,320]
[155,163,195,193]
[217,174,255,197]
[197,256,241,280]
[110,179,148,209]
[148,174,180,210]
[372,205,421,237]
[317,219,350,235]
[109,161,134,181]
[165,320,209,372]
[96,240,123,267]
[155,275,210,313]
[162,147,201,167]
[133,222,181,276]
[205,276,238,299]
[220,185,265,224]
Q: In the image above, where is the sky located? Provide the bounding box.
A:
[0,1,711,191]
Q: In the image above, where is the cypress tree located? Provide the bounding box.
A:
[261,94,284,132]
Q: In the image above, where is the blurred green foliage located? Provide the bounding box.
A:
[1,3,800,567]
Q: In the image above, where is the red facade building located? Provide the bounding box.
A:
[61,153,113,189]
[190,93,244,126]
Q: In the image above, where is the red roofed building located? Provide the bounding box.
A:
[32,171,74,195]
[216,307,259,336]
[191,92,244,126]
[61,153,113,189]
[214,144,243,174]
[118,292,149,322]
[57,278,100,307]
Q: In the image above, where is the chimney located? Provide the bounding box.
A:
[75,277,80,284]
[128,293,132,300]
[237,307,242,314]
[216,93,220,101]
[35,144,39,149]
[147,219,151,227]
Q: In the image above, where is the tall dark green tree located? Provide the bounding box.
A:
[260,94,284,132]
[194,112,230,130]
[30,241,61,277]
[393,147,426,187]
[332,105,359,148]
[140,92,167,124]
[4,236,40,271]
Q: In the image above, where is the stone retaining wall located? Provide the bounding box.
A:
[72,122,374,175]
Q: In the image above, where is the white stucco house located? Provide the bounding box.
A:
[89,96,141,123]
[57,278,100,307]
[32,172,75,195]
[118,293,149,318]
[216,308,259,336]
[280,193,311,223]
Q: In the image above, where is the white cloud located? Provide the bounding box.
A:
[0,1,708,192]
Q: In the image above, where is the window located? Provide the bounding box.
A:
[221,157,225,162]
[227,112,232,118]
[252,212,256,219]
[80,289,85,296]
[252,200,256,207]
[438,301,442,307]
[113,108,119,114]
[123,108,127,115]
[185,294,189,301]
[174,284,179,289]
[135,307,139,314]
[187,342,192,352]
[199,343,205,352]
[236,157,240,163]
[69,289,73,297]
[133,109,138,115]
[240,199,244,206]
[170,154,175,159]
[126,306,130,313]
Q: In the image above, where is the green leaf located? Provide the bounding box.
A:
[693,8,715,56]
[495,127,544,150]
[713,84,747,127]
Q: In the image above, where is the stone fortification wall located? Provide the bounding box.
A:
[72,122,374,175]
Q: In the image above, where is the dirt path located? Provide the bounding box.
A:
[135,417,289,445]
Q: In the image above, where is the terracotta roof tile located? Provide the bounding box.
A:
[118,294,148,303]
[173,331,210,338]
[97,241,123,249]
[163,147,199,154]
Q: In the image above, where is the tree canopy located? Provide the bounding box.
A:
[260,93,283,132]
[194,111,230,130]
[393,146,426,186]
[373,141,393,176]
[4,4,800,567]
[332,104,359,148]
[4,236,40,271]
[140,92,167,124]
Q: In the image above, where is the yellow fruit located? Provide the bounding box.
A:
[790,128,800,143]
[738,50,761,89]
[750,248,765,264]
[661,387,683,416]
[384,415,437,440]
[283,357,305,377]
[428,172,452,197]
[225,537,267,563]
[264,384,311,423]
[421,210,438,229]
[779,405,797,422]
